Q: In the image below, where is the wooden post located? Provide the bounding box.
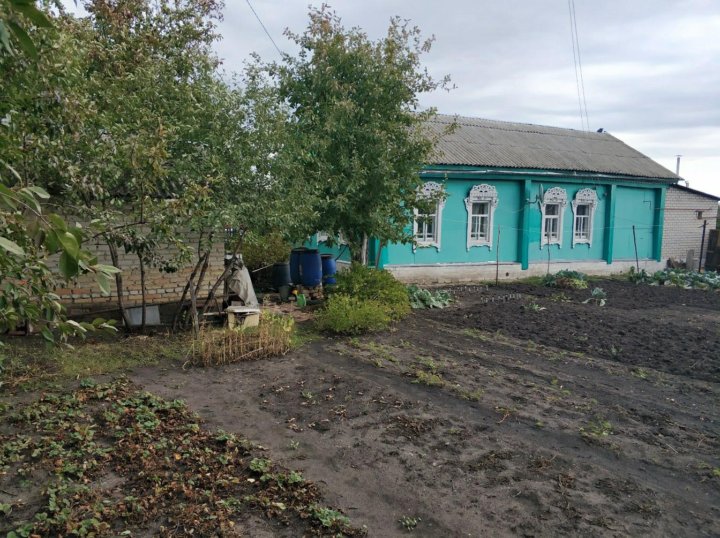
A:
[632,225,640,272]
[699,219,708,272]
[495,227,501,286]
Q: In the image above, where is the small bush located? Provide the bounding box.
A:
[315,294,391,335]
[330,263,410,320]
[191,312,294,366]
[543,269,588,289]
[407,285,452,309]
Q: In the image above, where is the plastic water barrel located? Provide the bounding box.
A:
[321,254,337,285]
[300,249,322,287]
[289,248,305,284]
[272,262,291,289]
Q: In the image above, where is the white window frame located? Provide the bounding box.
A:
[316,231,329,243]
[571,188,598,247]
[540,187,567,248]
[413,181,445,251]
[464,184,499,250]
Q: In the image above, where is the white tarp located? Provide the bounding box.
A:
[226,263,258,307]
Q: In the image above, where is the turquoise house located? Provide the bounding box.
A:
[316,115,678,283]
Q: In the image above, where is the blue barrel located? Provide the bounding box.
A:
[289,248,305,284]
[272,262,291,289]
[321,254,337,285]
[300,249,322,287]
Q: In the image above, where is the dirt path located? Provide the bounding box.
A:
[131,283,720,536]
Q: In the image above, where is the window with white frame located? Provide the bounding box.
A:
[571,188,598,247]
[413,181,445,250]
[540,187,567,248]
[464,184,499,250]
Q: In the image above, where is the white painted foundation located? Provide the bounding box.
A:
[384,259,665,285]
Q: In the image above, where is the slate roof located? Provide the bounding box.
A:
[426,114,678,180]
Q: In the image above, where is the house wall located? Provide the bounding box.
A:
[381,170,666,283]
[662,186,719,269]
[55,233,225,315]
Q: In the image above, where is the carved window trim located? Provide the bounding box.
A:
[413,181,445,251]
[316,231,329,243]
[464,184,499,250]
[571,188,598,247]
[540,187,568,248]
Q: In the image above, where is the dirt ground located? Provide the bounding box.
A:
[126,279,720,536]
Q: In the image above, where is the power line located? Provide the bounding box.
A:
[568,0,590,131]
[245,0,283,57]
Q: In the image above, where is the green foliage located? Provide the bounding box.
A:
[315,294,391,335]
[240,230,291,271]
[399,515,421,531]
[407,285,452,309]
[271,6,452,256]
[0,182,117,342]
[331,263,411,321]
[582,287,607,306]
[543,269,588,289]
[0,0,52,59]
[629,267,720,290]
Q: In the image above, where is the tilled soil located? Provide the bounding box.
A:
[129,280,720,537]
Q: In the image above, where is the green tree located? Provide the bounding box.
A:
[273,6,451,261]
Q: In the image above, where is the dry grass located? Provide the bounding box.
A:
[189,312,294,367]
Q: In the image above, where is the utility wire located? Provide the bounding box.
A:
[568,0,590,131]
[571,0,590,130]
[245,0,283,57]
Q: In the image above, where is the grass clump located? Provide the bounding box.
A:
[191,312,294,366]
[543,270,588,289]
[318,263,410,335]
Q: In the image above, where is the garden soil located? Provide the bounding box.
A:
[130,279,720,536]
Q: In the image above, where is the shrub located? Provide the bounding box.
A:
[407,285,452,309]
[330,263,410,320]
[543,269,588,289]
[190,312,294,366]
[315,294,391,335]
[239,230,291,271]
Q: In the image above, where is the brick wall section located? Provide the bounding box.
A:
[662,186,719,268]
[55,233,225,313]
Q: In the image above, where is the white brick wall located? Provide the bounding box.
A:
[662,186,719,269]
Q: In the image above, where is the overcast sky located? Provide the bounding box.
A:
[68,1,720,197]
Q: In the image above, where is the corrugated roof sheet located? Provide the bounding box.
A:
[426,115,678,180]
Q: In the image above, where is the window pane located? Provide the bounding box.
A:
[479,215,488,238]
[471,215,479,238]
[472,202,488,216]
[577,204,589,216]
[545,204,559,216]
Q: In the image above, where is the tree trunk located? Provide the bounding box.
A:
[375,241,384,269]
[201,231,244,315]
[138,253,147,331]
[189,276,200,337]
[171,253,207,331]
[107,240,131,332]
[360,233,369,265]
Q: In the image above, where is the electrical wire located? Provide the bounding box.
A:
[245,0,283,57]
[568,0,590,131]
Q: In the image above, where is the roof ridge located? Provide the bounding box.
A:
[428,113,601,138]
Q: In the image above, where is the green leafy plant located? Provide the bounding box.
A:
[629,267,720,290]
[315,294,391,335]
[582,287,607,306]
[407,285,452,309]
[580,417,613,438]
[399,515,421,531]
[330,263,411,320]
